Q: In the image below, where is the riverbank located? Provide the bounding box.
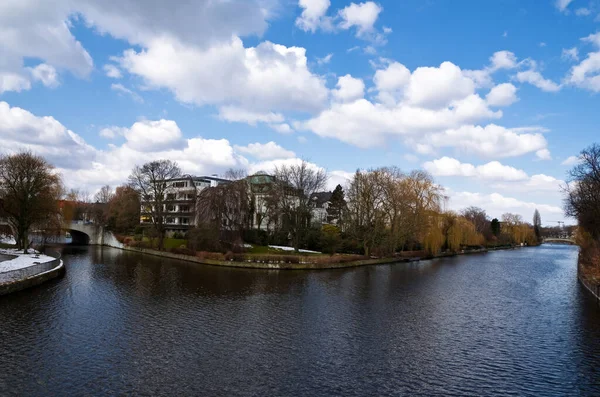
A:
[118,244,521,270]
[577,246,600,301]
[0,250,64,296]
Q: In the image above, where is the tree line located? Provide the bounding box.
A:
[0,152,544,256]
[564,143,600,276]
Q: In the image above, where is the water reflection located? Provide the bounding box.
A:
[1,245,599,396]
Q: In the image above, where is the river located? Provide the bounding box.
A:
[1,244,599,396]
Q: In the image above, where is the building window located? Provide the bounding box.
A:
[180,205,189,212]
[180,218,189,225]
[173,181,187,188]
[166,193,176,200]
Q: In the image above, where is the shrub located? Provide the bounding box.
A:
[133,225,144,235]
[224,251,234,261]
[173,231,184,240]
[129,240,152,249]
[133,234,143,242]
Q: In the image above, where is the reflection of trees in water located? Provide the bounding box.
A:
[89,247,330,299]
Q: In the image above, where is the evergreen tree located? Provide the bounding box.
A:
[327,184,346,224]
[533,209,542,242]
[491,218,501,237]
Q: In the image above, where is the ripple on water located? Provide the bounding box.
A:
[1,245,600,396]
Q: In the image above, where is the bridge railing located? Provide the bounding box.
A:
[0,251,61,285]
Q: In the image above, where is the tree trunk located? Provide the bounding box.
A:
[158,231,165,251]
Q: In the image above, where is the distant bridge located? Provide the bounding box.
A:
[542,238,577,245]
[67,222,123,247]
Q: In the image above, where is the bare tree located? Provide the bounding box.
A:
[196,177,251,249]
[94,185,114,204]
[564,144,600,239]
[128,160,181,250]
[461,206,491,240]
[0,152,62,252]
[271,160,328,251]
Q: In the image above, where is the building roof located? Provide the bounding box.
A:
[310,192,332,208]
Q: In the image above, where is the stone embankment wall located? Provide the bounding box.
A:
[0,251,65,296]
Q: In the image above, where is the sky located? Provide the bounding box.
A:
[1,0,599,225]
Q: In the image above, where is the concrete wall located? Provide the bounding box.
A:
[0,251,65,296]
[68,223,123,249]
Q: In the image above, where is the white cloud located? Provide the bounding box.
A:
[540,42,547,47]
[555,0,575,12]
[218,106,285,126]
[103,64,122,78]
[486,83,518,107]
[561,155,581,165]
[535,148,552,160]
[427,124,548,158]
[99,126,127,139]
[0,0,93,94]
[582,32,600,47]
[296,0,333,33]
[117,37,329,113]
[515,69,562,92]
[121,119,184,152]
[332,74,365,102]
[270,123,294,134]
[566,36,600,92]
[447,190,563,222]
[423,157,529,181]
[0,101,95,169]
[463,51,518,88]
[338,2,383,40]
[327,170,354,190]
[562,47,579,62]
[406,62,476,109]
[234,142,296,160]
[111,83,143,103]
[28,64,59,88]
[490,51,518,71]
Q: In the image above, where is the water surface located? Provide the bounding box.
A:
[1,245,599,396]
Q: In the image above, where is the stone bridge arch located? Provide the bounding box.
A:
[67,222,123,248]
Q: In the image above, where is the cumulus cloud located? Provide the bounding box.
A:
[0,101,96,169]
[332,74,365,102]
[28,64,59,88]
[426,124,548,158]
[423,157,528,181]
[0,0,93,94]
[296,0,333,32]
[515,69,562,92]
[234,142,295,160]
[463,51,518,88]
[117,37,328,113]
[486,83,518,107]
[561,155,581,165]
[121,119,184,152]
[447,190,563,222]
[424,156,564,195]
[566,34,600,92]
[218,106,285,125]
[338,2,384,41]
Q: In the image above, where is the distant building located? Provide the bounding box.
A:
[140,175,229,234]
[309,191,332,226]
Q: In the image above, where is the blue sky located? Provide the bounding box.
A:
[1,0,599,224]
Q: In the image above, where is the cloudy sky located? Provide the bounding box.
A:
[1,0,598,224]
